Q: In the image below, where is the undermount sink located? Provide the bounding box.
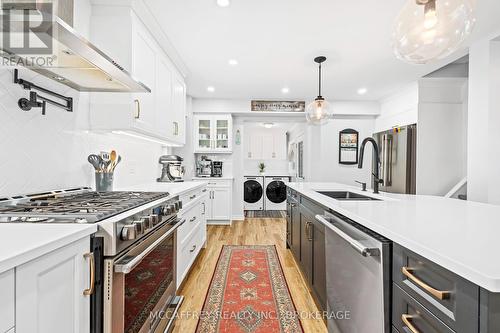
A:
[316,191,381,201]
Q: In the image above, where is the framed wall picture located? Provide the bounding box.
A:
[339,129,359,165]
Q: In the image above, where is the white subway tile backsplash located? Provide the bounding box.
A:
[0,68,163,197]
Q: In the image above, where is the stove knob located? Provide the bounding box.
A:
[121,224,137,241]
[150,214,160,226]
[174,202,181,211]
[169,204,177,214]
[133,220,145,235]
[141,216,154,230]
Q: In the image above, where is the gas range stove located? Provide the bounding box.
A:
[0,187,182,256]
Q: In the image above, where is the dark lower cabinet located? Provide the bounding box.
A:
[311,217,326,310]
[299,209,313,282]
[290,200,301,261]
[286,201,292,248]
[298,204,326,312]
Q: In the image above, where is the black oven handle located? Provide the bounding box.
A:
[114,221,179,274]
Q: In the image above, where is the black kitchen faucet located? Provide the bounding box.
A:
[358,137,384,194]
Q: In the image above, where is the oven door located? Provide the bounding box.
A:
[104,220,180,333]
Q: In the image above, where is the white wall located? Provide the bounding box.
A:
[375,83,418,133]
[313,117,376,186]
[467,39,500,204]
[0,0,165,197]
[417,78,468,196]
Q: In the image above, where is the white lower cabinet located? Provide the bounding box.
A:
[201,179,233,224]
[16,238,92,333]
[176,187,208,289]
[0,269,15,333]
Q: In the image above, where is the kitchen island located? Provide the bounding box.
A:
[287,182,500,333]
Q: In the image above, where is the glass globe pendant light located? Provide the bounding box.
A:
[393,0,476,64]
[306,56,332,126]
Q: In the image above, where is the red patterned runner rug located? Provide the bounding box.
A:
[196,245,303,333]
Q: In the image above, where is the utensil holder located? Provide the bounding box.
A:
[95,172,114,192]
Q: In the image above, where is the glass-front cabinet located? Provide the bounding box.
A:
[194,114,233,153]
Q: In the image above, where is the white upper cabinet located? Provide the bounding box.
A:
[89,5,186,145]
[245,127,287,160]
[194,114,233,153]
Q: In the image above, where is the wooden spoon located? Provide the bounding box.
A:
[109,150,117,172]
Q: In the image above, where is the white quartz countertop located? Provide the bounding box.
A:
[117,181,208,198]
[288,182,500,293]
[0,224,97,274]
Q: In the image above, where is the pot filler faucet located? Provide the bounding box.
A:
[358,137,383,194]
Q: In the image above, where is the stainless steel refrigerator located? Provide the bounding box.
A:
[373,124,417,194]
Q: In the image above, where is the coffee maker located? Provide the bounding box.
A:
[196,156,213,178]
[212,161,223,177]
[157,155,185,182]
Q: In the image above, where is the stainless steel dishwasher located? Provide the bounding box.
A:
[316,211,391,333]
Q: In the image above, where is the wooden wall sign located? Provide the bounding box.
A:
[251,100,305,112]
[339,128,359,165]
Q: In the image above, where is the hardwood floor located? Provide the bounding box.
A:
[173,217,327,333]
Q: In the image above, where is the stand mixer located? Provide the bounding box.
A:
[157,155,185,182]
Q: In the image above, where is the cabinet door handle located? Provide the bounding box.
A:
[401,314,420,333]
[83,252,95,296]
[190,244,197,253]
[248,152,252,158]
[202,202,206,214]
[401,267,450,300]
[307,222,313,241]
[134,99,141,119]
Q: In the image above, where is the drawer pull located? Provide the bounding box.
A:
[202,189,207,193]
[402,314,420,333]
[190,195,196,200]
[402,267,451,300]
[190,245,197,253]
[190,216,197,222]
[83,252,95,296]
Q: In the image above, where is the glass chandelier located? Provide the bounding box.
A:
[306,56,332,126]
[393,0,476,64]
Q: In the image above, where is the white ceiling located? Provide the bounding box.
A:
[144,0,500,101]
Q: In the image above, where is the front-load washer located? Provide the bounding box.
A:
[244,176,264,210]
[264,176,290,210]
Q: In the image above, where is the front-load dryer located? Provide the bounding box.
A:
[244,176,264,210]
[264,176,290,210]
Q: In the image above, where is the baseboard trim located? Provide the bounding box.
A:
[207,220,232,226]
[232,215,245,221]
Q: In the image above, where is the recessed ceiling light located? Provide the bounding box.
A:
[357,87,368,95]
[263,123,274,129]
[207,86,215,92]
[281,87,290,94]
[216,0,230,7]
[228,59,238,66]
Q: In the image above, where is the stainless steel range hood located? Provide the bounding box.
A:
[0,0,151,93]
